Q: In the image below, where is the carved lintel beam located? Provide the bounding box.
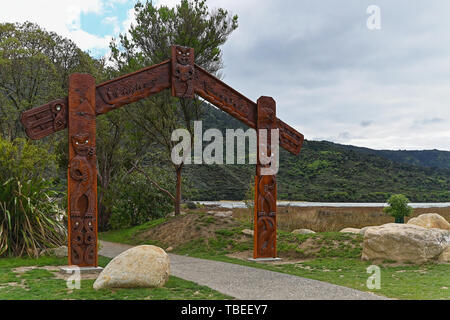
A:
[20,47,304,156]
[21,60,171,139]
[254,96,278,259]
[67,73,98,267]
[194,65,256,128]
[194,65,304,155]
[96,60,171,114]
[171,45,195,99]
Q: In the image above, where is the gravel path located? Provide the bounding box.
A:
[99,240,387,300]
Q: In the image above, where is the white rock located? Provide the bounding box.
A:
[242,229,254,236]
[362,223,450,264]
[340,228,361,234]
[53,246,68,257]
[214,211,233,218]
[93,245,170,290]
[407,213,450,230]
[291,229,316,235]
[40,245,68,257]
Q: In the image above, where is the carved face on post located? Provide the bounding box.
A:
[175,46,192,65]
[71,133,94,157]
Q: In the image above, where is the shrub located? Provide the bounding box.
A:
[0,178,66,257]
[0,137,58,181]
[108,170,173,229]
[186,201,197,209]
[383,194,413,223]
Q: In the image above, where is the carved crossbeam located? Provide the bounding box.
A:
[20,60,172,140]
[194,65,304,155]
[21,56,303,155]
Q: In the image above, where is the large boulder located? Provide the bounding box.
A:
[362,223,450,264]
[359,226,373,236]
[439,246,450,263]
[93,245,170,290]
[407,213,450,230]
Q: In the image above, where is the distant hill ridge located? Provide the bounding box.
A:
[330,143,450,170]
[183,105,450,202]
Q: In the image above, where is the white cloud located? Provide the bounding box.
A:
[122,7,137,35]
[103,16,121,34]
[0,0,126,53]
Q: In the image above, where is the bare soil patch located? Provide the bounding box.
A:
[136,211,244,249]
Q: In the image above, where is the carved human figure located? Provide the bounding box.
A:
[172,46,194,98]
[69,133,95,217]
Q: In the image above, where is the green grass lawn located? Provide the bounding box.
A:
[0,255,232,300]
[100,217,169,244]
[99,214,450,300]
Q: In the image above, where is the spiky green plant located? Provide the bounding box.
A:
[0,178,66,257]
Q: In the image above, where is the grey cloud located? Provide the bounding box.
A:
[213,0,450,150]
[360,120,373,127]
[412,117,445,127]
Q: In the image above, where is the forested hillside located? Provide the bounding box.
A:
[334,144,450,170]
[184,105,450,202]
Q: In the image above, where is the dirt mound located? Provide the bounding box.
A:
[135,212,243,248]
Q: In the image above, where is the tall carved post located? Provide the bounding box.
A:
[254,96,278,259]
[67,74,98,267]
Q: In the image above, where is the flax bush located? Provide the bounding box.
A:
[0,178,66,257]
[0,136,66,257]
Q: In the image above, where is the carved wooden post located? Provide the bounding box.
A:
[254,96,278,259]
[67,73,98,267]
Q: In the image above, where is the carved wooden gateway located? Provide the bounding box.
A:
[21,45,304,265]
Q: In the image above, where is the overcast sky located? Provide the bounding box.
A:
[1,0,449,151]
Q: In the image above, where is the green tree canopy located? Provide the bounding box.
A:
[109,0,238,215]
[0,21,103,140]
[383,194,413,222]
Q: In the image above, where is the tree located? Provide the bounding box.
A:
[109,0,238,215]
[383,194,413,223]
[0,22,103,141]
[95,109,152,230]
